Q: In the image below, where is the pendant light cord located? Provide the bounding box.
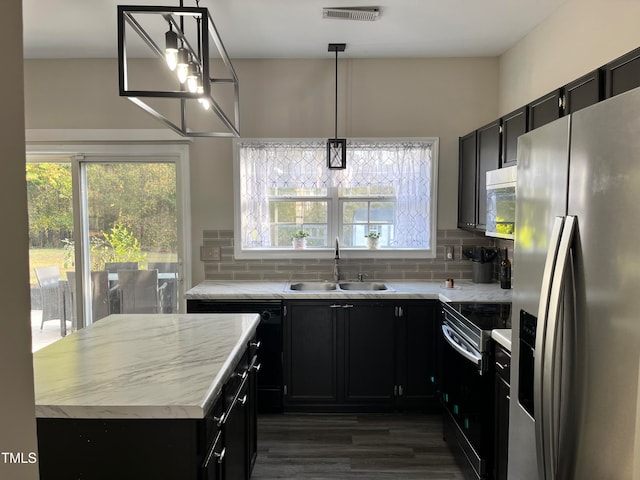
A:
[334,49,338,140]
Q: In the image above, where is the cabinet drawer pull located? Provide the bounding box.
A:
[342,304,354,308]
[329,304,342,308]
[250,340,262,350]
[238,394,248,407]
[214,413,226,427]
[215,447,226,463]
[252,362,262,372]
[398,385,404,396]
[235,370,249,380]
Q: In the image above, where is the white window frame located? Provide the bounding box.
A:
[234,137,438,260]
[26,129,192,328]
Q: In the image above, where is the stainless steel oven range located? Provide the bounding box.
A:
[439,302,511,480]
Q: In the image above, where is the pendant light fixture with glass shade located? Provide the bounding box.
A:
[327,43,347,169]
[117,0,239,137]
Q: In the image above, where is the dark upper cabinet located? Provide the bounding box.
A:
[500,106,528,167]
[605,46,640,98]
[476,120,501,231]
[458,131,477,230]
[458,121,501,233]
[564,69,604,114]
[528,89,563,130]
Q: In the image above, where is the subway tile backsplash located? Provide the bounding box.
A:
[202,229,505,282]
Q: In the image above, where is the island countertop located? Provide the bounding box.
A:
[33,313,260,420]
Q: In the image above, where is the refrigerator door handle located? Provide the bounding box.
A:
[537,215,577,480]
[534,216,566,480]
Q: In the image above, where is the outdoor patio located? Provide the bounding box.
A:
[31,310,71,352]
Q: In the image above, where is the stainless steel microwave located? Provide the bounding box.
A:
[486,166,516,239]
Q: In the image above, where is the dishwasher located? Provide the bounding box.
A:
[187,299,283,413]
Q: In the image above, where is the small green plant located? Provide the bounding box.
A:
[365,231,380,239]
[61,224,147,271]
[292,230,310,239]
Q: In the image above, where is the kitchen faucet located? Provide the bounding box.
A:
[332,237,340,282]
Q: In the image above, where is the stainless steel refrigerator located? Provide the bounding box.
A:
[509,87,640,479]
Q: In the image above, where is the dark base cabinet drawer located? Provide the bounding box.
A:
[37,418,201,480]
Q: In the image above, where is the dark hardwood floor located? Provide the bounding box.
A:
[252,413,464,479]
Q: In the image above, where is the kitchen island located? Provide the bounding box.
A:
[34,313,261,480]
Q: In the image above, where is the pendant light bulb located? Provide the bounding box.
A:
[164,29,179,71]
[176,48,189,84]
[187,62,200,93]
[197,85,210,110]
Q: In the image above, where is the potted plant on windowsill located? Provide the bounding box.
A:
[291,230,309,249]
[365,231,380,250]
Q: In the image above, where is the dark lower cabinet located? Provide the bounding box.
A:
[283,300,437,412]
[284,301,338,405]
[493,342,511,480]
[343,302,396,405]
[396,302,437,408]
[187,299,283,413]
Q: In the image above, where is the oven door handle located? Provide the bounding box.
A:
[442,324,482,365]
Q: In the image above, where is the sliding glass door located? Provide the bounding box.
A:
[27,145,190,349]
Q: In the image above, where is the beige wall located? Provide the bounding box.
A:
[24,57,499,284]
[1,1,39,479]
[499,0,640,114]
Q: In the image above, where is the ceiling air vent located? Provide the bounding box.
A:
[322,6,380,21]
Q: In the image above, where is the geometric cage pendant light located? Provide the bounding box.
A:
[327,43,347,169]
[117,0,240,137]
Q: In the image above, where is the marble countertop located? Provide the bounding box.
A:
[33,313,260,420]
[186,280,513,303]
[492,329,512,351]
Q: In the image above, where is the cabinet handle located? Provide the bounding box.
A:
[215,447,226,464]
[214,413,226,426]
[495,362,506,370]
[329,304,342,308]
[398,385,404,396]
[284,385,288,396]
[342,304,354,308]
[252,363,262,372]
[250,340,261,350]
[235,370,249,380]
[238,394,248,407]
[394,385,398,396]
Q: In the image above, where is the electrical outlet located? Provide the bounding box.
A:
[445,245,454,261]
[200,246,221,262]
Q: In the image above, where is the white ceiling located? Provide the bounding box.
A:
[23,0,567,59]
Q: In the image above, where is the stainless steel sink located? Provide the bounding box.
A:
[288,282,338,291]
[338,282,388,291]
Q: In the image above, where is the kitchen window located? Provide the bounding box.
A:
[234,138,438,258]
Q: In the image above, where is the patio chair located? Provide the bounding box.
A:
[117,269,167,314]
[34,266,62,331]
[67,271,114,323]
[147,262,179,313]
[104,262,138,273]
